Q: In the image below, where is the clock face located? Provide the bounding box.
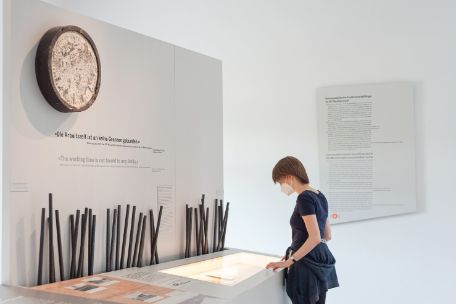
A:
[35,26,101,112]
[51,31,99,110]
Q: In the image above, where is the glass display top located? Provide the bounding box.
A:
[159,252,279,286]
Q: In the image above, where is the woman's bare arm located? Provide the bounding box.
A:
[290,215,321,261]
[266,215,322,270]
[323,219,332,241]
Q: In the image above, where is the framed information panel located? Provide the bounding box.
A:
[317,83,416,224]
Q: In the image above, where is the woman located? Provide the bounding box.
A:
[266,156,339,304]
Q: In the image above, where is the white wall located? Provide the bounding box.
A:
[0,0,3,281]
[2,0,223,286]
[8,0,456,302]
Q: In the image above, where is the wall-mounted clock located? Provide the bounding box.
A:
[35,25,101,112]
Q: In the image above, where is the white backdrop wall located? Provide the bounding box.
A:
[0,0,3,282]
[2,0,223,287]
[3,0,456,303]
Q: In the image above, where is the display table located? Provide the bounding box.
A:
[33,249,289,304]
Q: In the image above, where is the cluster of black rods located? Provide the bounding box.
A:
[106,204,163,273]
[185,194,229,258]
[36,194,163,286]
[37,194,97,285]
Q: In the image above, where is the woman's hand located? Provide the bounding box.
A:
[265,259,293,271]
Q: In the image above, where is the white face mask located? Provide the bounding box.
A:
[280,178,294,196]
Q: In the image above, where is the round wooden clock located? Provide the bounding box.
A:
[35,25,101,112]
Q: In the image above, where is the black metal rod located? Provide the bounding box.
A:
[154,246,160,264]
[69,214,74,279]
[212,199,218,253]
[77,210,88,278]
[188,207,192,258]
[202,207,207,254]
[115,205,121,270]
[88,213,92,276]
[217,207,226,251]
[47,218,51,281]
[219,200,224,232]
[132,212,143,267]
[203,205,207,253]
[55,210,64,281]
[106,209,110,272]
[149,209,155,264]
[198,204,204,254]
[48,194,55,283]
[188,206,192,257]
[89,215,96,275]
[120,204,130,269]
[37,208,46,286]
[75,212,87,278]
[187,206,191,257]
[150,206,163,263]
[218,203,223,233]
[201,196,206,253]
[109,209,117,272]
[218,203,230,251]
[194,208,199,255]
[70,210,80,279]
[154,243,159,263]
[185,206,188,258]
[197,205,202,255]
[200,195,205,251]
[217,203,223,251]
[188,206,192,258]
[204,207,209,254]
[221,203,230,249]
[127,206,136,268]
[217,204,223,251]
[137,216,147,267]
[184,205,188,258]
[88,209,92,274]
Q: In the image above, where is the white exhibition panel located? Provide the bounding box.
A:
[174,47,224,258]
[2,0,223,286]
[317,83,416,224]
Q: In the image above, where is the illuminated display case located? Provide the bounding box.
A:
[111,249,288,303]
[159,252,278,286]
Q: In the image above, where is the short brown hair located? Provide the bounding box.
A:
[272,156,309,184]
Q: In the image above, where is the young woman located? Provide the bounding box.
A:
[266,156,339,304]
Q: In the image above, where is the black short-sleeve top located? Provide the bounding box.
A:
[290,190,328,251]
